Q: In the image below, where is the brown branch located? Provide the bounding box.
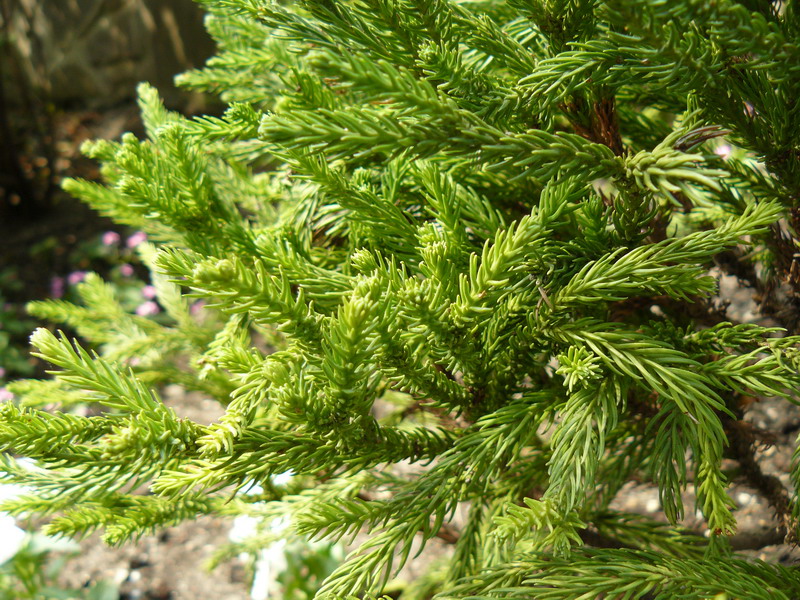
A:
[714,210,800,335]
[722,414,796,544]
[579,528,636,550]
[729,527,787,551]
[582,524,786,553]
[563,94,625,157]
[436,523,460,545]
[589,96,624,156]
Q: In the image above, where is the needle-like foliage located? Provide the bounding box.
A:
[3,0,800,597]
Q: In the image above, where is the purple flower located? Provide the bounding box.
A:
[67,271,86,285]
[141,285,157,300]
[126,231,147,248]
[102,231,121,246]
[50,276,65,298]
[119,264,134,277]
[135,301,160,316]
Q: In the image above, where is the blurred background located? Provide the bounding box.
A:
[0,0,213,383]
[0,2,266,598]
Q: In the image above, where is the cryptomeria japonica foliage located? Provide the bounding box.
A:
[3,0,800,597]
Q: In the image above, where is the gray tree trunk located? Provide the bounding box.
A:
[3,0,214,108]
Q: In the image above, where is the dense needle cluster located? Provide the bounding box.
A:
[3,0,800,597]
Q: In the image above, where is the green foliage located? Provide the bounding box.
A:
[0,530,118,600]
[3,0,800,598]
[0,293,35,383]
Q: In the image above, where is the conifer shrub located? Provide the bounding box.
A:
[3,0,800,597]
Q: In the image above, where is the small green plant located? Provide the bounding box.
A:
[0,504,118,600]
[220,477,344,598]
[0,272,36,384]
[3,1,800,598]
[0,225,153,387]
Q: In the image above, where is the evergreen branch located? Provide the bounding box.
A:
[61,178,153,233]
[5,379,87,409]
[158,249,327,348]
[30,329,183,423]
[308,49,461,115]
[700,342,800,403]
[33,493,215,544]
[374,331,472,410]
[315,275,387,442]
[284,152,419,260]
[316,393,553,596]
[551,320,736,531]
[451,178,582,328]
[552,320,728,419]
[259,102,620,182]
[603,0,800,80]
[492,497,586,556]
[520,34,682,108]
[293,496,386,544]
[194,347,282,456]
[552,200,782,305]
[369,268,472,408]
[101,495,218,545]
[0,404,114,460]
[543,382,620,514]
[623,129,729,197]
[415,161,506,241]
[591,511,708,558]
[443,549,800,599]
[176,38,293,104]
[153,421,455,498]
[451,7,539,76]
[10,1,800,597]
[41,503,118,540]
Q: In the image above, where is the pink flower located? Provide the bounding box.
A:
[141,285,157,299]
[190,301,205,316]
[126,231,147,248]
[67,271,86,285]
[714,144,732,160]
[50,276,65,298]
[0,388,13,402]
[102,231,121,246]
[119,264,134,277]
[135,301,160,316]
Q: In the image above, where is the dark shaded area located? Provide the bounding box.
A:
[0,96,144,379]
[0,105,141,299]
[0,0,215,380]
